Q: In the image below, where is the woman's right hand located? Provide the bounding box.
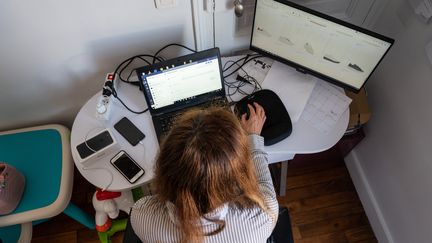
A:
[241,102,266,135]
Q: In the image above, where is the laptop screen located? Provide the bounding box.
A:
[137,48,224,114]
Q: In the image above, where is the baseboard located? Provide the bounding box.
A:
[345,150,394,243]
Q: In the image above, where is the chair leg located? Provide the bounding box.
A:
[18,222,32,243]
[64,202,96,229]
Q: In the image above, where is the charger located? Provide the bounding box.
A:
[95,73,115,121]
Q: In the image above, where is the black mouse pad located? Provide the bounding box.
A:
[234,89,292,146]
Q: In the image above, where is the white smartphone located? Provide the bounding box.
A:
[110,151,145,184]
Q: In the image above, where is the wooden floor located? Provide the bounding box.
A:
[32,131,376,243]
[277,145,377,243]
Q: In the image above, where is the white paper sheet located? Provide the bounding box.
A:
[300,81,352,133]
[261,61,316,123]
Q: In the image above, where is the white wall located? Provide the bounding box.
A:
[0,0,196,130]
[346,0,432,242]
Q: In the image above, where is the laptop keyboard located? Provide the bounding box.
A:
[160,113,182,135]
[159,97,230,136]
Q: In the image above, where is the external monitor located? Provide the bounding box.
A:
[250,0,394,92]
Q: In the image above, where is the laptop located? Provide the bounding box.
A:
[136,48,227,141]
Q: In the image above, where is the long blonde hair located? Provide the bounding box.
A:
[154,107,266,243]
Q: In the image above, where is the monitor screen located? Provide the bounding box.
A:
[140,56,223,110]
[250,0,394,92]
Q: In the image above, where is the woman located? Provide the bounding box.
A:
[131,103,278,243]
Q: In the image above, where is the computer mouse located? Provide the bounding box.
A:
[234,89,292,146]
[234,95,269,130]
[235,101,254,120]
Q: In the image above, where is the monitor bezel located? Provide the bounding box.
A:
[250,0,395,93]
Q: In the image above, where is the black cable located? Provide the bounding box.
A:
[114,54,161,84]
[222,54,261,72]
[223,57,263,105]
[223,54,262,78]
[109,44,195,115]
[224,55,263,78]
[109,87,148,114]
[115,95,148,114]
[152,43,196,64]
[109,53,166,114]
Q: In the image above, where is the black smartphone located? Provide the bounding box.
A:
[76,130,114,159]
[114,117,145,146]
[110,151,145,183]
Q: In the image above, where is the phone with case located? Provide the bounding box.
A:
[110,151,144,183]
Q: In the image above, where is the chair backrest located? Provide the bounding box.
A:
[266,207,294,243]
[123,207,294,243]
[123,210,141,243]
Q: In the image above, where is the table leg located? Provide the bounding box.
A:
[279,161,288,196]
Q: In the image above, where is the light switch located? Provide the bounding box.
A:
[154,0,177,9]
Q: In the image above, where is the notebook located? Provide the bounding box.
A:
[136,48,227,141]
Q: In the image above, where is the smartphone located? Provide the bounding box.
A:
[76,130,114,159]
[114,117,145,146]
[110,151,145,183]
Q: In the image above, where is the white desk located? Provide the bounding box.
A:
[71,83,157,192]
[71,57,349,192]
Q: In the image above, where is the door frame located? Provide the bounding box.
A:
[190,0,388,52]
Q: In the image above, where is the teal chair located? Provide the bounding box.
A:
[0,223,32,243]
[0,124,95,243]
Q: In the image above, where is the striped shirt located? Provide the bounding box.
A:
[131,134,279,243]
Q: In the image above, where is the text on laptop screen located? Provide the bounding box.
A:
[251,0,393,91]
[140,57,223,110]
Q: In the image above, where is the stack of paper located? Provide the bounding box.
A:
[300,81,352,133]
[262,61,316,123]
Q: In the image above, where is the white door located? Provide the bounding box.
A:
[192,0,379,55]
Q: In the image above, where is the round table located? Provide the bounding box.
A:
[70,57,349,192]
